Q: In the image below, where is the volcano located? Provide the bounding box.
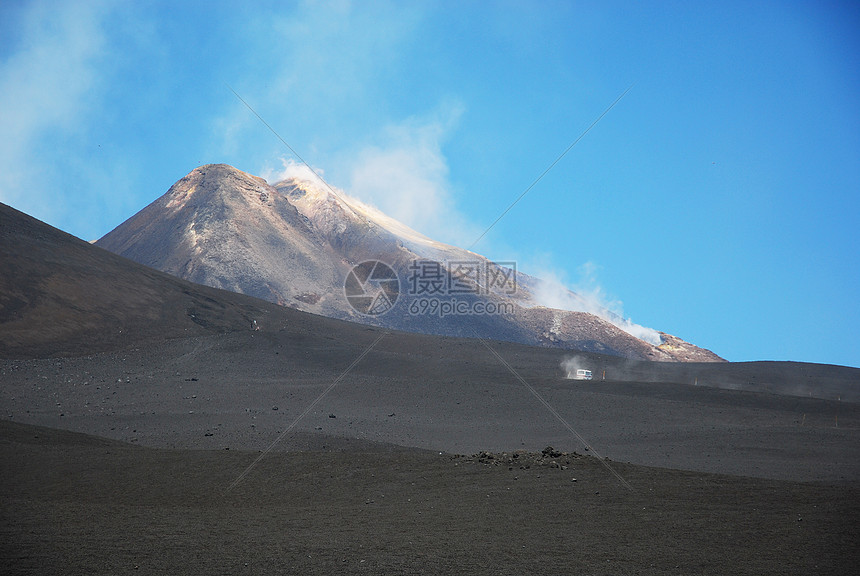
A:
[96,164,722,362]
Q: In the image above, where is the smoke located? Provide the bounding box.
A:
[533,262,663,346]
[0,1,114,237]
[266,154,665,349]
[260,109,663,349]
[532,265,617,317]
[262,159,321,186]
[262,105,481,250]
[614,318,663,347]
[560,355,591,379]
[343,105,481,249]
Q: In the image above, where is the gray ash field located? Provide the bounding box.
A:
[2,202,859,574]
[3,329,858,483]
[2,418,858,575]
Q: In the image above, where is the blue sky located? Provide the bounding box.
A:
[2,1,858,367]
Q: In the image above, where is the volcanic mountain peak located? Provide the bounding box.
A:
[274,173,471,265]
[96,164,724,362]
[98,164,348,313]
[164,164,257,206]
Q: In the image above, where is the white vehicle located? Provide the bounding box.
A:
[569,369,593,380]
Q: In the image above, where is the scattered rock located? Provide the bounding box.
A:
[463,448,581,470]
[542,446,562,458]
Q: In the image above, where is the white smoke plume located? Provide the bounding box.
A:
[561,355,592,379]
[261,111,662,349]
[343,105,481,249]
[534,263,663,346]
[262,159,321,187]
[262,105,480,249]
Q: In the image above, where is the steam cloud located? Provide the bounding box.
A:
[0,1,113,237]
[344,106,480,249]
[262,113,662,349]
[263,159,321,186]
[561,355,591,379]
[264,106,480,250]
[534,264,663,346]
[267,159,664,349]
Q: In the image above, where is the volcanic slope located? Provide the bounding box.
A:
[2,201,859,576]
[96,164,722,362]
[3,201,859,477]
[0,201,389,361]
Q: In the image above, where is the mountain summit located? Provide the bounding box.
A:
[96,164,722,362]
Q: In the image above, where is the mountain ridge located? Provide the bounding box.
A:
[96,164,723,362]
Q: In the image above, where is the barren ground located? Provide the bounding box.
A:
[2,330,859,575]
[2,202,858,574]
[2,419,858,576]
